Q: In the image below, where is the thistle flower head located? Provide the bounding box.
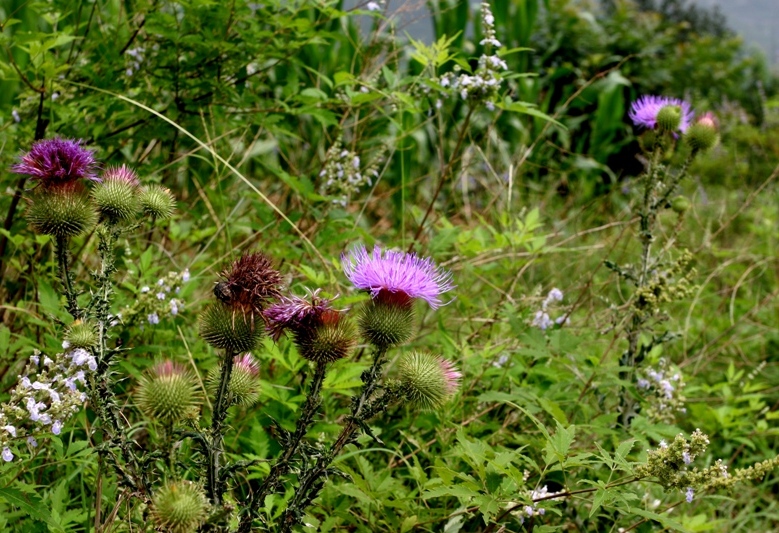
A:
[216,252,283,312]
[93,165,140,222]
[398,352,461,410]
[140,184,176,220]
[341,245,454,309]
[151,480,209,533]
[12,138,98,187]
[265,290,355,362]
[206,353,261,406]
[685,112,719,152]
[136,361,200,424]
[65,320,99,349]
[25,184,97,237]
[629,95,693,133]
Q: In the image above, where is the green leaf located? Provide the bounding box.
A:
[0,488,63,532]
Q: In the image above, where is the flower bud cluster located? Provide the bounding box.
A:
[531,287,567,331]
[436,3,507,110]
[318,138,377,207]
[0,347,97,462]
[636,358,686,423]
[633,250,696,316]
[631,430,776,503]
[125,270,190,326]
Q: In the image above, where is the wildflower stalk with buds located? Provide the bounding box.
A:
[608,97,718,425]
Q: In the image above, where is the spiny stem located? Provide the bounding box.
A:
[55,235,81,320]
[278,347,388,532]
[238,361,329,532]
[208,348,236,505]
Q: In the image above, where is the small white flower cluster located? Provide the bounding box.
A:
[129,269,190,327]
[365,1,383,12]
[125,47,145,77]
[435,3,507,110]
[531,287,567,331]
[636,358,686,423]
[0,348,97,462]
[318,139,377,207]
[508,485,564,525]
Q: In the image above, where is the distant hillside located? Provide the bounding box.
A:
[695,0,778,64]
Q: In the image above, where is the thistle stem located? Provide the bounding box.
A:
[55,235,81,320]
[278,347,388,532]
[238,361,329,532]
[208,349,236,506]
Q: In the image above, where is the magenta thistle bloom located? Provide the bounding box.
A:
[341,245,454,309]
[629,95,693,132]
[12,138,98,186]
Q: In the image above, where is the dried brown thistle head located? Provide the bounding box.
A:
[214,252,283,314]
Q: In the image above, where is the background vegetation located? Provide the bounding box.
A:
[0,0,777,531]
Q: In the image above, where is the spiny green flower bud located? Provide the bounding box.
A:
[206,353,261,406]
[398,352,461,410]
[294,310,356,363]
[671,196,690,214]
[685,113,719,153]
[358,295,415,348]
[25,185,97,238]
[656,105,682,133]
[140,184,176,220]
[199,302,263,353]
[151,480,209,533]
[65,320,99,349]
[136,361,201,424]
[92,165,140,223]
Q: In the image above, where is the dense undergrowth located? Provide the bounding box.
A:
[0,0,778,531]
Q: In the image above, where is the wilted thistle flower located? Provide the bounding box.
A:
[140,184,176,220]
[685,112,719,153]
[398,352,461,410]
[199,252,283,352]
[206,353,261,406]
[92,165,140,223]
[343,245,454,347]
[136,361,200,424]
[629,95,693,133]
[264,289,356,363]
[151,480,209,533]
[12,138,98,188]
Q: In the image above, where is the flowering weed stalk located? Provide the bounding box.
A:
[607,96,718,425]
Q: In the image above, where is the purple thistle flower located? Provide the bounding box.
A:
[629,95,694,132]
[263,289,335,341]
[341,245,454,309]
[12,138,98,186]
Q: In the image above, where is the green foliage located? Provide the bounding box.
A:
[0,0,777,532]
